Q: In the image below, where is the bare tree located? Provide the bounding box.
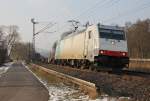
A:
[0,25,20,56]
[0,28,4,40]
[10,42,33,61]
[126,19,150,58]
[6,25,20,56]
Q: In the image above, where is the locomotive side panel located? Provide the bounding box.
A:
[71,32,85,59]
[55,25,100,61]
[61,38,72,59]
[55,32,85,60]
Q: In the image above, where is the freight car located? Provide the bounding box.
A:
[54,24,129,68]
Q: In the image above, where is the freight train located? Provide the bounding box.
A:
[50,24,129,69]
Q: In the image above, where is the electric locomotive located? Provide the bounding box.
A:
[54,24,129,68]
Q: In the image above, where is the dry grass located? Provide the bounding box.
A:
[27,64,98,99]
[129,61,150,73]
[28,64,61,84]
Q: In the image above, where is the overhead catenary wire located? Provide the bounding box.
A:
[80,0,121,24]
[35,23,52,35]
[53,0,123,35]
[102,0,150,23]
[74,0,111,19]
[76,0,120,19]
[88,0,121,17]
[52,0,105,34]
[57,0,116,33]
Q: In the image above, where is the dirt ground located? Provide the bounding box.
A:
[35,62,150,101]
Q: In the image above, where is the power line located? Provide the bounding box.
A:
[57,0,115,33]
[35,23,56,35]
[103,1,150,23]
[74,0,111,19]
[54,0,121,34]
[51,0,107,34]
[78,0,121,24]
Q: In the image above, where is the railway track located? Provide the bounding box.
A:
[93,67,150,78]
[63,64,150,78]
[36,62,150,78]
[119,69,150,78]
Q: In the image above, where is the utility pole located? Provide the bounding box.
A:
[31,18,38,60]
[28,43,31,63]
[31,18,56,61]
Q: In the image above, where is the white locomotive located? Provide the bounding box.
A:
[54,24,129,68]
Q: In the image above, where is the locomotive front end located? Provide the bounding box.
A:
[95,25,129,67]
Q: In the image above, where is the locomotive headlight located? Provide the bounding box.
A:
[122,53,126,56]
[111,41,115,45]
[100,50,104,54]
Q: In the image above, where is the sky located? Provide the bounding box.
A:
[0,0,150,54]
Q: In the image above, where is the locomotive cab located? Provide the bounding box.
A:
[95,24,129,67]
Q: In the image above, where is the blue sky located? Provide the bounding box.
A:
[0,0,150,51]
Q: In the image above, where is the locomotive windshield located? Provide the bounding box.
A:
[99,28,125,40]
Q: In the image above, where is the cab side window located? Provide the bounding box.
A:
[88,31,92,39]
